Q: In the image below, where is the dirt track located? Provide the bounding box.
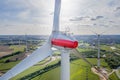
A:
[91,67,107,80]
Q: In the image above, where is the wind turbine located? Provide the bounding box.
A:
[25,34,28,52]
[96,34,100,67]
[91,30,105,67]
[0,0,78,80]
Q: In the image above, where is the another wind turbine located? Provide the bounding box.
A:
[0,0,78,80]
[91,30,105,67]
[96,34,100,67]
[25,34,28,52]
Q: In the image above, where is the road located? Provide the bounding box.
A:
[35,56,60,66]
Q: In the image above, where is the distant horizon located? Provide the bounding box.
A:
[0,34,120,36]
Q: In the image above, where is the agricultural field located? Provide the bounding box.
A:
[0,61,20,73]
[0,45,26,58]
[0,46,13,57]
[1,57,119,80]
[32,59,100,80]
[0,45,28,76]
[9,45,26,53]
[0,44,120,80]
[100,45,113,52]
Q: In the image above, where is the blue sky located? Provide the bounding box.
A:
[0,0,120,35]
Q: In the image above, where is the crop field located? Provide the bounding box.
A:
[0,46,13,57]
[0,61,20,73]
[100,45,113,51]
[0,45,26,57]
[0,44,119,80]
[0,45,27,76]
[9,45,26,53]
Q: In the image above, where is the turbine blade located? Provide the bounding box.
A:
[52,0,61,32]
[100,31,106,35]
[90,30,98,35]
[0,42,52,80]
[71,49,93,66]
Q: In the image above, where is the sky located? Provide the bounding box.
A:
[0,0,120,35]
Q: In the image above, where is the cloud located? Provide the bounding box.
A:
[115,7,120,11]
[91,16,104,21]
[69,16,90,21]
[0,0,120,35]
[0,0,54,23]
[108,0,120,7]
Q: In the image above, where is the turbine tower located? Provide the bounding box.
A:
[91,30,105,67]
[97,34,100,67]
[25,34,28,52]
[0,0,78,80]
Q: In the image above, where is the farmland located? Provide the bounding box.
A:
[0,35,120,80]
[0,46,13,57]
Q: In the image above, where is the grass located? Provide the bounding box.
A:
[32,67,60,80]
[9,45,26,53]
[109,72,120,80]
[11,65,44,80]
[0,57,12,63]
[6,56,111,80]
[0,45,26,62]
[118,69,120,75]
[70,59,99,80]
[0,44,119,80]
[78,44,113,53]
[0,61,20,72]
[32,59,100,80]
[0,45,27,79]
[0,58,115,80]
[115,44,120,49]
[54,51,61,55]
[100,45,112,52]
[31,58,113,80]
[11,58,60,80]
[77,48,93,53]
[3,58,99,80]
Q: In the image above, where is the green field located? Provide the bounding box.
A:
[9,45,26,53]
[1,58,102,80]
[0,45,26,75]
[0,45,26,62]
[31,59,100,80]
[100,45,112,51]
[11,58,60,80]
[109,72,120,80]
[0,44,119,80]
[0,61,20,72]
[0,57,118,80]
[31,58,113,80]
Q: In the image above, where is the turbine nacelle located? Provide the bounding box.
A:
[52,39,78,49]
[51,32,78,49]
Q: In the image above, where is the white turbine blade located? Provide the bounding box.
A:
[90,30,98,35]
[0,42,52,80]
[53,0,61,32]
[100,31,106,35]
